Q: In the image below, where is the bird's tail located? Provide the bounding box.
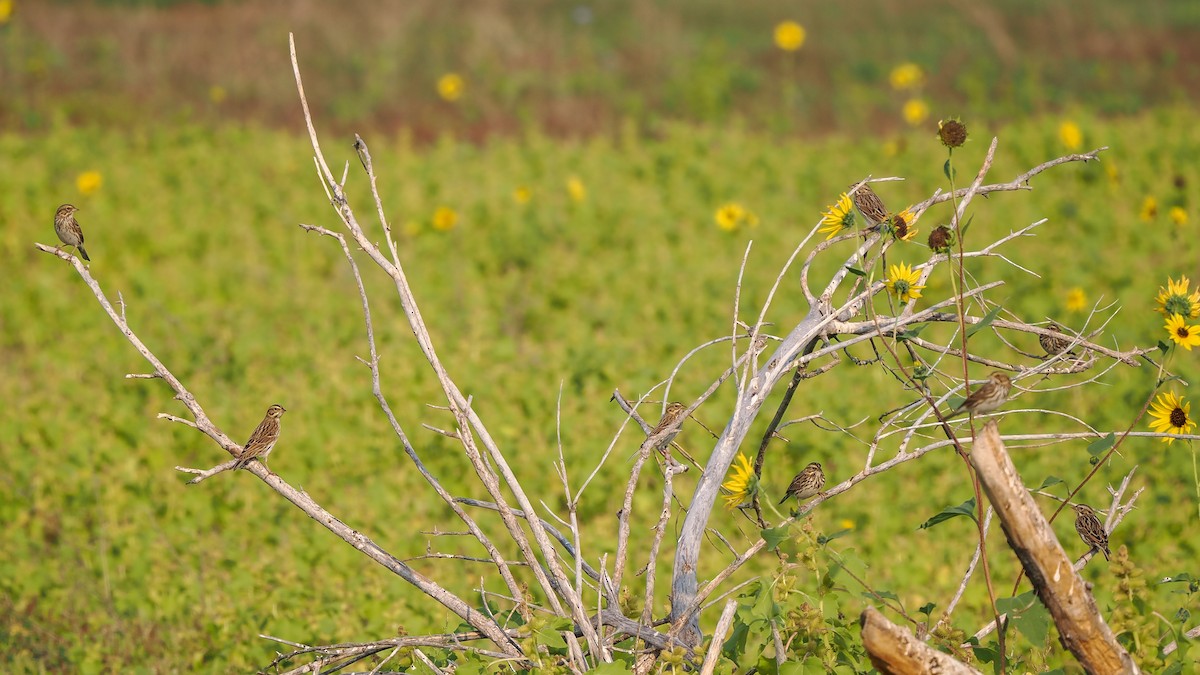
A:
[77,245,91,262]
[778,494,790,505]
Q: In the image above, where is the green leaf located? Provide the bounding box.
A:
[1159,339,1172,354]
[996,591,1036,615]
[1031,475,1064,491]
[534,618,571,649]
[967,305,1002,338]
[961,214,975,237]
[1160,573,1196,584]
[845,265,866,277]
[943,159,955,181]
[919,602,937,616]
[1087,433,1116,457]
[818,528,853,544]
[762,525,790,552]
[1010,603,1050,645]
[592,662,635,674]
[894,324,928,342]
[918,497,977,529]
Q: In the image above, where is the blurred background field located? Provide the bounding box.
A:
[1,1,1198,672]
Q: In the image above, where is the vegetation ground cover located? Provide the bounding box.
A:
[1,105,1197,670]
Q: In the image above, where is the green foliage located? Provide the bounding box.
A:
[1,107,1199,671]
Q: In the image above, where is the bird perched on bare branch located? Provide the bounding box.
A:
[779,462,825,504]
[947,372,1012,418]
[235,404,287,469]
[1072,503,1111,561]
[54,204,91,262]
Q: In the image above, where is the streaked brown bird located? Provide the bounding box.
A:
[54,204,90,261]
[779,462,825,504]
[1072,503,1111,561]
[648,402,688,451]
[849,183,889,230]
[948,372,1012,418]
[235,404,287,469]
[1039,323,1075,357]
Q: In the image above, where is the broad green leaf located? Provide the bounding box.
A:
[967,305,1002,338]
[1087,433,1115,457]
[592,662,634,674]
[1030,475,1064,491]
[918,497,977,529]
[846,265,866,277]
[762,525,790,552]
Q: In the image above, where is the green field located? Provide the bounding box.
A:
[3,109,1198,671]
[2,1,1200,673]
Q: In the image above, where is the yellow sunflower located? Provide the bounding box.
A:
[818,193,855,239]
[1154,276,1200,318]
[1148,391,1196,445]
[884,262,925,303]
[1165,314,1200,351]
[721,453,757,510]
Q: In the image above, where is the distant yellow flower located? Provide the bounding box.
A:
[1059,121,1082,151]
[721,453,757,510]
[1165,314,1200,351]
[1104,162,1120,186]
[76,170,102,196]
[0,0,12,25]
[884,262,925,303]
[882,137,905,157]
[902,98,929,127]
[889,63,925,91]
[1169,206,1187,226]
[1154,276,1200,318]
[1140,196,1158,221]
[432,206,458,231]
[208,85,227,104]
[818,193,855,239]
[513,186,532,205]
[1148,391,1195,444]
[839,519,856,531]
[1066,287,1087,313]
[773,21,806,51]
[715,200,744,229]
[437,73,464,102]
[566,176,587,203]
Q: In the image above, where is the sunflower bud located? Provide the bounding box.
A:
[937,118,968,148]
[928,225,954,253]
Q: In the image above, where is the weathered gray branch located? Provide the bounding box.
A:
[970,421,1140,673]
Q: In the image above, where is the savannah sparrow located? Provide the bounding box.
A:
[779,462,825,504]
[948,372,1012,418]
[54,204,91,261]
[1039,323,1075,357]
[1072,503,1111,561]
[235,404,287,469]
[849,183,889,229]
[648,402,688,451]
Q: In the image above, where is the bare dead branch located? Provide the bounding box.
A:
[969,421,1140,673]
[860,606,981,675]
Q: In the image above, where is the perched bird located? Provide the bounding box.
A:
[647,402,689,451]
[235,404,287,469]
[849,183,889,230]
[1039,323,1075,357]
[1072,503,1111,561]
[779,462,825,504]
[947,372,1012,418]
[54,204,91,261]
